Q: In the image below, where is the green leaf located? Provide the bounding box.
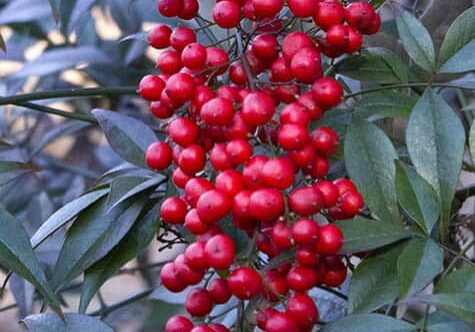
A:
[313,108,352,138]
[398,238,443,297]
[79,203,160,312]
[395,161,440,234]
[92,109,157,168]
[23,313,113,332]
[344,119,400,223]
[406,89,465,240]
[320,314,415,332]
[439,42,475,73]
[354,92,417,119]
[436,266,475,293]
[396,11,436,72]
[52,197,147,290]
[0,161,32,186]
[348,244,404,314]
[418,311,474,332]
[335,217,412,254]
[30,188,109,248]
[422,293,475,324]
[0,208,61,315]
[107,176,149,209]
[470,120,475,163]
[107,176,164,212]
[439,6,475,72]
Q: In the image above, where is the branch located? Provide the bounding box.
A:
[91,287,155,318]
[15,102,97,123]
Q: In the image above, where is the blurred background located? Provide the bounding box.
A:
[0,0,473,331]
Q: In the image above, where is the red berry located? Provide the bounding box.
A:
[260,157,295,189]
[291,218,319,245]
[340,191,364,216]
[151,101,174,119]
[204,234,235,270]
[228,266,262,299]
[148,24,172,49]
[184,177,214,207]
[242,155,268,189]
[314,180,339,208]
[215,170,244,197]
[310,126,339,156]
[169,117,200,147]
[200,97,234,126]
[314,0,345,30]
[158,0,183,17]
[213,1,242,28]
[290,47,322,84]
[145,142,172,171]
[160,262,187,292]
[226,139,252,166]
[286,293,319,330]
[298,92,323,120]
[265,311,300,332]
[191,326,214,332]
[288,143,315,169]
[181,42,207,70]
[241,92,276,126]
[184,208,209,235]
[279,102,310,126]
[175,254,205,285]
[286,265,318,291]
[282,32,314,63]
[170,27,196,52]
[252,34,279,60]
[161,197,188,224]
[250,188,285,222]
[289,186,323,216]
[139,75,166,101]
[315,224,343,254]
[229,61,248,86]
[192,85,215,111]
[208,278,232,304]
[296,246,319,266]
[185,242,208,270]
[271,221,293,249]
[345,1,378,34]
[311,77,343,110]
[270,57,293,82]
[225,112,253,141]
[179,0,199,20]
[277,124,309,151]
[206,47,230,75]
[166,73,196,105]
[157,50,183,74]
[252,0,283,18]
[197,189,232,224]
[326,24,349,51]
[287,0,317,17]
[257,307,278,330]
[165,315,194,332]
[232,190,253,221]
[210,143,233,171]
[263,270,289,301]
[178,144,206,176]
[303,155,330,179]
[334,178,357,196]
[173,167,191,188]
[216,85,240,103]
[209,323,229,332]
[185,288,214,317]
[347,26,363,53]
[321,256,347,286]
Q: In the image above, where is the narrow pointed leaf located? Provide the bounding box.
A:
[422,293,475,325]
[23,313,113,332]
[320,314,415,332]
[436,267,475,293]
[107,176,164,212]
[354,92,417,119]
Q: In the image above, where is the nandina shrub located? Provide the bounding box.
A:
[0,1,474,331]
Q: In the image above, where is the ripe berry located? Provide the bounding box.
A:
[185,241,208,270]
[213,1,242,28]
[160,262,187,292]
[263,270,289,301]
[215,170,244,197]
[298,92,323,120]
[334,178,357,196]
[216,85,240,103]
[225,112,253,140]
[157,50,183,74]
[311,128,339,159]
[191,326,214,332]
[178,144,206,176]
[170,27,196,52]
[181,43,207,70]
[243,155,268,189]
[166,73,196,105]
[277,124,309,151]
[315,224,343,254]
[314,0,345,30]
[252,34,279,60]
[286,265,318,291]
[165,315,194,332]
[175,254,205,285]
[184,177,214,207]
[228,266,262,300]
[321,256,347,286]
[291,218,319,245]
[287,0,317,17]
[312,77,343,110]
[288,143,315,168]
[169,118,199,147]
[250,188,285,222]
[196,189,231,224]
[148,24,172,49]
[314,180,339,207]
[209,323,229,332]
[204,234,235,270]
[340,191,364,216]
[289,186,323,216]
[226,139,252,165]
[161,197,188,224]
[158,0,183,17]
[257,307,278,330]
[138,75,165,101]
[179,0,199,20]
[286,293,319,330]
[280,102,310,126]
[261,157,295,189]
[208,278,232,304]
[206,47,230,75]
[173,168,191,188]
[229,61,248,85]
[270,57,293,82]
[296,246,319,266]
[184,208,209,235]
[265,311,300,332]
[241,92,276,126]
[282,32,314,63]
[326,24,349,51]
[271,221,293,249]
[345,1,378,34]
[304,154,330,178]
[185,288,214,317]
[192,85,215,111]
[151,101,174,119]
[146,142,172,171]
[200,97,234,126]
[290,47,322,84]
[232,190,253,221]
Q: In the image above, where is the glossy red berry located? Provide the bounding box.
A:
[250,188,285,222]
[178,144,206,176]
[181,43,207,70]
[146,142,172,171]
[252,0,283,18]
[184,208,209,235]
[310,126,339,156]
[175,254,205,285]
[312,77,343,110]
[208,323,229,332]
[148,24,172,49]
[340,190,364,216]
[204,234,235,270]
[208,278,232,304]
[166,73,196,105]
[139,75,166,101]
[315,224,343,254]
[289,186,323,216]
[265,311,300,332]
[157,50,183,74]
[170,27,196,52]
[226,139,252,166]
[257,307,279,330]
[282,31,314,63]
[291,218,319,245]
[290,47,322,84]
[213,1,242,28]
[241,92,276,126]
[252,34,279,60]
[286,265,318,291]
[206,47,230,75]
[200,97,234,126]
[179,0,199,19]
[191,326,214,332]
[161,197,188,224]
[345,1,378,34]
[228,266,262,300]
[158,0,183,17]
[314,180,339,208]
[185,241,208,270]
[314,0,345,30]
[263,270,289,301]
[286,293,319,330]
[270,57,293,82]
[271,221,293,249]
[287,0,317,17]
[165,315,194,332]
[229,61,248,86]
[296,246,319,266]
[215,170,244,197]
[277,124,309,151]
[334,178,357,196]
[160,262,187,292]
[260,157,295,189]
[185,288,214,317]
[169,117,200,147]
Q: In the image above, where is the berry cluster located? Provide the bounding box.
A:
[140,1,379,331]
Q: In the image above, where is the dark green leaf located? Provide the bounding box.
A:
[436,266,475,293]
[92,109,157,168]
[51,197,147,290]
[30,188,109,248]
[354,92,417,119]
[396,11,436,72]
[314,108,352,138]
[419,311,474,332]
[23,313,113,332]
[0,208,61,314]
[320,314,415,332]
[344,119,400,223]
[0,161,32,186]
[348,244,404,314]
[439,6,475,73]
[395,161,440,234]
[141,301,183,332]
[79,203,160,312]
[406,89,465,239]
[12,46,111,78]
[0,0,52,24]
[107,176,164,212]
[422,293,475,324]
[335,217,412,254]
[107,176,149,209]
[398,238,443,296]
